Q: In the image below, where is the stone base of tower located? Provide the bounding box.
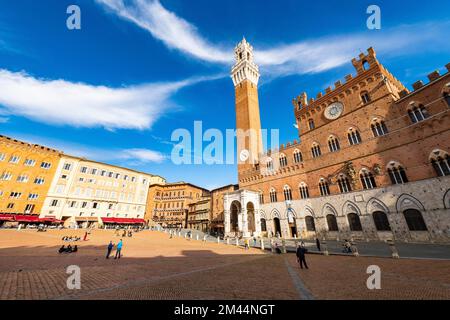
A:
[224,189,261,238]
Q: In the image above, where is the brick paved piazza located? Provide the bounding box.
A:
[0,229,449,300]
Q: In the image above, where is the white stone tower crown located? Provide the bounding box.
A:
[231,38,260,87]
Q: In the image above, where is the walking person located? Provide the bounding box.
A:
[296,243,309,269]
[114,239,123,259]
[315,238,321,252]
[106,241,114,259]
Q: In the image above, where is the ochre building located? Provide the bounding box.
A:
[0,135,61,218]
[225,39,450,243]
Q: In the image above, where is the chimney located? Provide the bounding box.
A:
[427,70,440,82]
[412,80,424,91]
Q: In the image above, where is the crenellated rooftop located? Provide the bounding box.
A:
[292,47,407,113]
[0,134,62,154]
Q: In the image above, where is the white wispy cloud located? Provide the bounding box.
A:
[97,0,450,77]
[97,0,231,63]
[0,69,218,130]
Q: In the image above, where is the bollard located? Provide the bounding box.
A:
[387,240,400,259]
[270,239,275,253]
[203,235,207,242]
[235,238,239,247]
[190,232,193,240]
[226,238,230,245]
[351,241,360,257]
[260,238,265,251]
[178,231,181,237]
[294,234,297,240]
[217,236,220,244]
[322,238,329,256]
[281,239,287,254]
[196,234,199,241]
[184,233,187,239]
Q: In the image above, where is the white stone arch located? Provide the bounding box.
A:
[304,206,316,218]
[342,200,362,216]
[443,189,450,209]
[396,194,425,213]
[270,208,281,219]
[322,203,338,217]
[366,197,389,214]
[260,209,267,219]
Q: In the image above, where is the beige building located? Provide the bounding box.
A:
[187,197,211,232]
[40,155,165,228]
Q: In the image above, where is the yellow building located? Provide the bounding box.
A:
[40,154,165,228]
[187,197,212,232]
[0,135,61,216]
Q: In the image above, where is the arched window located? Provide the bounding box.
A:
[308,119,315,130]
[361,91,371,104]
[371,119,388,137]
[445,92,450,107]
[319,178,330,196]
[269,188,277,203]
[260,218,267,231]
[328,136,340,152]
[299,182,309,199]
[387,162,408,184]
[347,128,362,145]
[337,174,352,193]
[283,185,293,201]
[259,192,264,204]
[266,158,274,171]
[305,216,316,231]
[279,154,288,168]
[311,143,322,158]
[360,169,377,190]
[293,149,303,163]
[403,209,427,231]
[408,104,429,123]
[430,150,450,177]
[326,214,339,231]
[372,211,391,231]
[347,213,363,231]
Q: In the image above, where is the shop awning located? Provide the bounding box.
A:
[14,215,40,223]
[101,217,146,224]
[39,216,63,224]
[75,217,99,222]
[0,214,15,221]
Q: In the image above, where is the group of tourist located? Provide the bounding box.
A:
[58,244,78,254]
[106,239,123,259]
[61,236,81,242]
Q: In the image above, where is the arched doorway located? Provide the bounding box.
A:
[260,218,267,232]
[287,209,297,238]
[230,201,241,232]
[273,217,281,237]
[247,202,255,233]
[403,209,427,231]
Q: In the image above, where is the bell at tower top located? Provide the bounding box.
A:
[231,38,260,87]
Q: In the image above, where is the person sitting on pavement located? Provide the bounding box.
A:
[72,245,78,253]
[58,245,66,254]
[66,244,73,253]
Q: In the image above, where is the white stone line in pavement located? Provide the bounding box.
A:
[283,258,314,301]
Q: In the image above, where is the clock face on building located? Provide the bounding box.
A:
[324,102,344,120]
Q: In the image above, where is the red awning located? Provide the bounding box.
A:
[14,215,40,223]
[39,217,63,224]
[0,214,15,221]
[101,217,145,224]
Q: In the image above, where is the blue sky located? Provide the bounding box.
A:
[0,0,449,189]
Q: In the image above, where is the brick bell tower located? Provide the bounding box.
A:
[231,38,263,175]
